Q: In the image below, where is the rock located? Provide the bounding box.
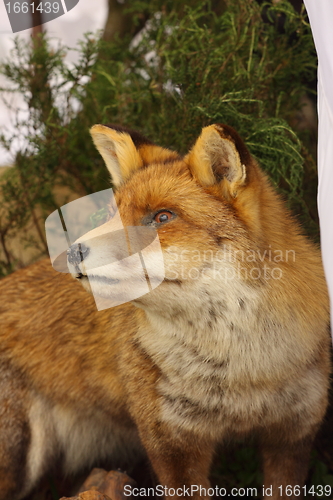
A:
[60,492,112,500]
[60,468,137,500]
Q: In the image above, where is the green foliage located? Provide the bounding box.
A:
[212,446,333,499]
[0,0,319,272]
[212,444,262,496]
[93,0,314,192]
[309,453,333,498]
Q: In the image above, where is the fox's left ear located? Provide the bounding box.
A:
[185,124,252,197]
[90,124,146,187]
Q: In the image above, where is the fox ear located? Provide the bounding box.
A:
[90,124,144,187]
[185,124,251,197]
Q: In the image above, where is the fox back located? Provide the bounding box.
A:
[0,123,330,500]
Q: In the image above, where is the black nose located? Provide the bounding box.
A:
[67,242,90,266]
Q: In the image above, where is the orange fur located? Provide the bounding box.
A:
[0,124,330,500]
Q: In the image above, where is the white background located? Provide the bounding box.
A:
[304,0,333,332]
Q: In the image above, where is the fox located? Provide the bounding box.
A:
[0,123,331,500]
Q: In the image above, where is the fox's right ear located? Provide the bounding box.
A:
[90,124,145,187]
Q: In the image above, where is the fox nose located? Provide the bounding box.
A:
[67,242,90,266]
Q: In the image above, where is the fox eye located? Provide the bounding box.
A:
[154,210,174,224]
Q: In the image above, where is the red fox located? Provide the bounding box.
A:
[0,123,330,500]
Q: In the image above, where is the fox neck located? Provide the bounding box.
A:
[134,275,261,361]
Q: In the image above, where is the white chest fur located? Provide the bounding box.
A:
[137,270,325,441]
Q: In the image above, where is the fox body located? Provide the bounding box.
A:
[0,124,330,500]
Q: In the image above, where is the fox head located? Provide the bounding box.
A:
[66,123,284,314]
